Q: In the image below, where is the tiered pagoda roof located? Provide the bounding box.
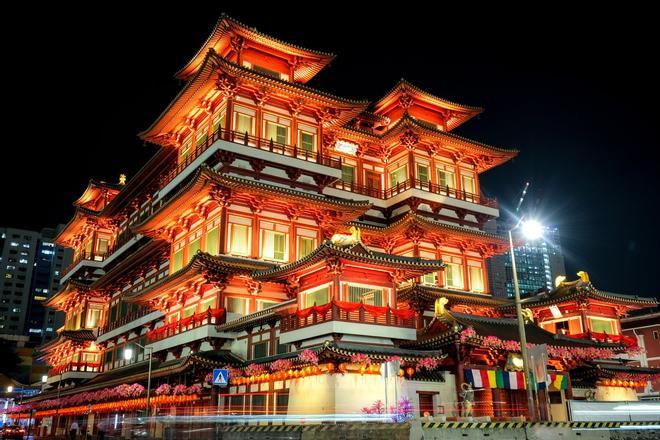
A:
[43,279,101,311]
[398,284,510,309]
[132,166,372,240]
[176,14,336,82]
[500,279,660,313]
[355,211,510,256]
[73,180,122,212]
[251,240,444,282]
[125,252,274,306]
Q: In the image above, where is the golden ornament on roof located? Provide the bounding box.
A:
[119,174,127,186]
[577,271,590,283]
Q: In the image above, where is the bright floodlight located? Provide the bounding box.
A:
[521,220,544,240]
[42,375,48,383]
[7,385,13,393]
[124,347,134,361]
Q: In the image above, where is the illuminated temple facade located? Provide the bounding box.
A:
[19,14,658,433]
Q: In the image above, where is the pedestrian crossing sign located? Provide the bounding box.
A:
[212,369,228,386]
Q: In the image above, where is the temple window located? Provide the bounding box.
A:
[261,222,289,262]
[212,109,226,134]
[422,272,437,286]
[258,300,278,310]
[588,316,618,334]
[86,307,102,328]
[195,124,208,149]
[96,236,110,258]
[226,297,247,315]
[180,139,192,164]
[462,173,476,198]
[181,305,195,318]
[297,236,316,259]
[443,256,464,289]
[341,164,355,183]
[468,261,485,293]
[346,284,385,306]
[205,220,220,256]
[186,229,203,263]
[437,165,456,190]
[389,165,407,188]
[365,170,381,192]
[199,296,216,312]
[298,125,317,153]
[264,120,288,144]
[417,163,430,185]
[171,241,184,272]
[228,217,252,256]
[541,317,582,335]
[276,338,289,354]
[302,285,330,308]
[234,111,255,136]
[253,340,269,359]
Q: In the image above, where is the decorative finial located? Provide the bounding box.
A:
[522,308,534,323]
[554,275,566,287]
[119,174,127,186]
[330,226,361,247]
[577,271,590,283]
[434,297,449,316]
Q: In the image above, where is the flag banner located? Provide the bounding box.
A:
[527,344,549,390]
[548,373,568,390]
[465,369,527,390]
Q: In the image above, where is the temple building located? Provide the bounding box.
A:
[9,14,659,435]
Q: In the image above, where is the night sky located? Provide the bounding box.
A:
[4,5,658,298]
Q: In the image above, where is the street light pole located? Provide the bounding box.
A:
[508,221,541,421]
[124,343,153,418]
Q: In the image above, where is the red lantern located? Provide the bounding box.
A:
[406,367,415,378]
[338,363,347,373]
[326,363,335,373]
[398,369,405,377]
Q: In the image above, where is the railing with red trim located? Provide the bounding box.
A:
[157,127,342,190]
[280,301,416,333]
[49,361,101,376]
[334,178,498,208]
[565,331,637,347]
[146,308,226,343]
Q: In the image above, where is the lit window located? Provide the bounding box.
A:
[183,305,196,318]
[303,287,329,308]
[444,262,464,289]
[226,297,246,315]
[229,223,250,256]
[299,131,316,153]
[171,243,184,272]
[347,285,384,306]
[265,121,288,144]
[297,236,316,259]
[87,309,101,328]
[18,259,28,264]
[195,130,208,148]
[258,300,279,310]
[417,164,429,185]
[212,111,226,134]
[235,113,253,136]
[187,236,201,263]
[589,317,617,334]
[422,272,437,286]
[22,244,30,248]
[462,175,476,194]
[10,242,18,247]
[437,167,456,189]
[180,140,191,164]
[389,166,407,187]
[262,230,287,262]
[253,341,269,359]
[341,164,355,183]
[468,266,484,292]
[205,227,219,256]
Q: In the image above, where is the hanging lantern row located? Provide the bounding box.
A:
[33,394,198,418]
[597,379,647,388]
[232,361,422,386]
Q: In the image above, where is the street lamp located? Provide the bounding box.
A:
[124,343,154,417]
[6,386,13,393]
[508,218,544,421]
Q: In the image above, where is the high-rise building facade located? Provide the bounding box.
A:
[486,221,566,298]
[0,227,71,343]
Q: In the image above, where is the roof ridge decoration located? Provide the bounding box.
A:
[176,14,336,82]
[375,79,483,113]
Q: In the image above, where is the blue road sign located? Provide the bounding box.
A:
[212,369,228,386]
